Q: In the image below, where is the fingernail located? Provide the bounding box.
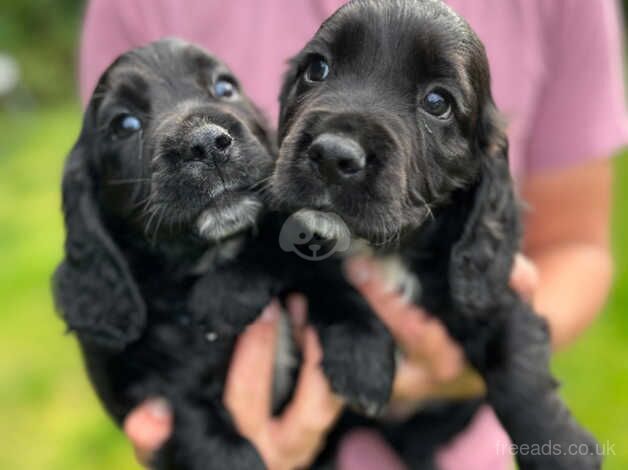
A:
[146,398,171,421]
[260,302,279,322]
[344,258,371,285]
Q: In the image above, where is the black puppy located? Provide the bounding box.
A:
[53,38,394,469]
[273,1,601,469]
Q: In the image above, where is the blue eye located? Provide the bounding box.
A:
[213,78,238,99]
[111,113,142,139]
[305,56,329,82]
[121,115,141,131]
[423,91,452,119]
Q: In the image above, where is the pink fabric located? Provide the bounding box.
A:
[446,0,628,175]
[337,406,512,470]
[78,1,628,468]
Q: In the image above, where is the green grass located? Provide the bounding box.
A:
[1,104,627,469]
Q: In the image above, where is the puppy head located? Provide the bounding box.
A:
[273,0,506,244]
[54,39,274,348]
[84,38,274,242]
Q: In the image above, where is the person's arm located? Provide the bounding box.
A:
[522,159,613,349]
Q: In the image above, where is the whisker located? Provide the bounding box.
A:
[150,207,168,246]
[144,206,161,237]
[131,195,152,211]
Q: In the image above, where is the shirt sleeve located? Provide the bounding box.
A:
[525,0,628,173]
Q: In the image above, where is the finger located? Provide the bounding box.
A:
[224,300,280,429]
[406,317,466,382]
[274,328,343,448]
[431,366,486,400]
[392,360,433,402]
[286,293,308,346]
[510,253,539,301]
[393,359,485,403]
[123,398,172,466]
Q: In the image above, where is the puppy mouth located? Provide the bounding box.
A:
[196,191,262,241]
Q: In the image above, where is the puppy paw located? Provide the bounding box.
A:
[320,324,395,417]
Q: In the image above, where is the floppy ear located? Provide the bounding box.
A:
[449,100,522,316]
[53,104,146,350]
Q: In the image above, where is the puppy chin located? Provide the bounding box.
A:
[196,196,262,241]
[293,209,351,241]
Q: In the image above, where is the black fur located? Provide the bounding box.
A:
[273,1,601,469]
[53,38,395,470]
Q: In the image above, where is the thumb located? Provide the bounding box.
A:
[124,398,173,466]
[509,253,539,301]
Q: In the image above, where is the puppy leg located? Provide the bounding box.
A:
[153,400,265,470]
[302,277,396,417]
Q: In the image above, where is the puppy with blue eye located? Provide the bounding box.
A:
[273,1,601,469]
[53,38,395,470]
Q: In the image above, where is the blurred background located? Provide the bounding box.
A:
[2,1,628,469]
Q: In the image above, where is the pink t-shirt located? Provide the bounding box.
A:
[79,1,627,469]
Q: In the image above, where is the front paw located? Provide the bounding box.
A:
[320,324,395,417]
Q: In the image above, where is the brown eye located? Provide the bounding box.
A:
[423,91,452,119]
[305,56,330,82]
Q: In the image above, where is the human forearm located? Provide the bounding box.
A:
[522,159,613,350]
[528,242,613,349]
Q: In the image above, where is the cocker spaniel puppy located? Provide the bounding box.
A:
[53,38,394,470]
[273,1,601,469]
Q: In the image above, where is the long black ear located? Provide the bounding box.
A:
[53,102,146,350]
[449,100,522,316]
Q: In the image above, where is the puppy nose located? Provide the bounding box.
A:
[188,124,232,162]
[308,133,366,183]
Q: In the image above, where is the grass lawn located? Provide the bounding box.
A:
[1,103,627,469]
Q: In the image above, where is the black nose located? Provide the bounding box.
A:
[188,124,232,163]
[308,133,366,183]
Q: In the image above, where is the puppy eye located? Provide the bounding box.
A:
[422,91,452,119]
[213,78,239,100]
[111,114,142,139]
[304,56,330,83]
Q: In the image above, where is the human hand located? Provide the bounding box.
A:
[344,254,539,406]
[225,296,343,469]
[124,296,343,470]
